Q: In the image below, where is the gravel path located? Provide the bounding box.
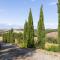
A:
[0,43,60,60]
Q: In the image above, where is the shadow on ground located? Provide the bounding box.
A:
[0,43,36,60]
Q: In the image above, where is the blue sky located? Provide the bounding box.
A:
[0,0,58,29]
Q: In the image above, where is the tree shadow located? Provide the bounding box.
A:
[0,45,36,60]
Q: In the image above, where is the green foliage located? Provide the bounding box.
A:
[3,33,7,43]
[46,45,59,52]
[3,29,15,43]
[18,40,25,48]
[24,21,28,48]
[7,31,10,43]
[37,5,45,49]
[14,33,19,39]
[15,32,25,48]
[27,8,35,48]
[9,29,15,43]
[58,0,60,51]
[18,32,23,43]
[10,33,15,43]
[15,32,23,43]
[46,37,58,44]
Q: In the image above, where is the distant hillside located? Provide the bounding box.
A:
[0,29,58,37]
[45,29,57,33]
[46,32,58,39]
[34,29,57,37]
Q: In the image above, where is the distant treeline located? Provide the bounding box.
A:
[45,29,57,33]
[34,29,57,37]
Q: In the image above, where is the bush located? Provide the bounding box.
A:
[45,43,59,52]
[46,37,58,44]
[46,45,59,52]
[14,33,26,48]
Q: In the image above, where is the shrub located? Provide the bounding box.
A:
[45,43,59,52]
[46,37,58,44]
[46,45,59,52]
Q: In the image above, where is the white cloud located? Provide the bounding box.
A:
[9,24,12,26]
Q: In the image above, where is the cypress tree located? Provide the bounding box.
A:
[27,8,35,48]
[3,33,7,43]
[3,31,10,43]
[24,21,28,47]
[58,0,60,50]
[3,33,5,42]
[37,5,45,49]
[10,29,15,43]
[7,31,10,43]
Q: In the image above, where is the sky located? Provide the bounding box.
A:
[0,0,58,29]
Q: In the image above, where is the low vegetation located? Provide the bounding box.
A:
[45,42,59,52]
[46,37,58,44]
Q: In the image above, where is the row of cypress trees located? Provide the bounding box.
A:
[3,29,15,43]
[24,5,45,48]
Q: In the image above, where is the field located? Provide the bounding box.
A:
[46,32,58,39]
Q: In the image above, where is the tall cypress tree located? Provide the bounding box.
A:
[24,21,28,47]
[27,8,35,48]
[3,33,5,42]
[7,31,10,43]
[37,5,45,49]
[58,0,60,49]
